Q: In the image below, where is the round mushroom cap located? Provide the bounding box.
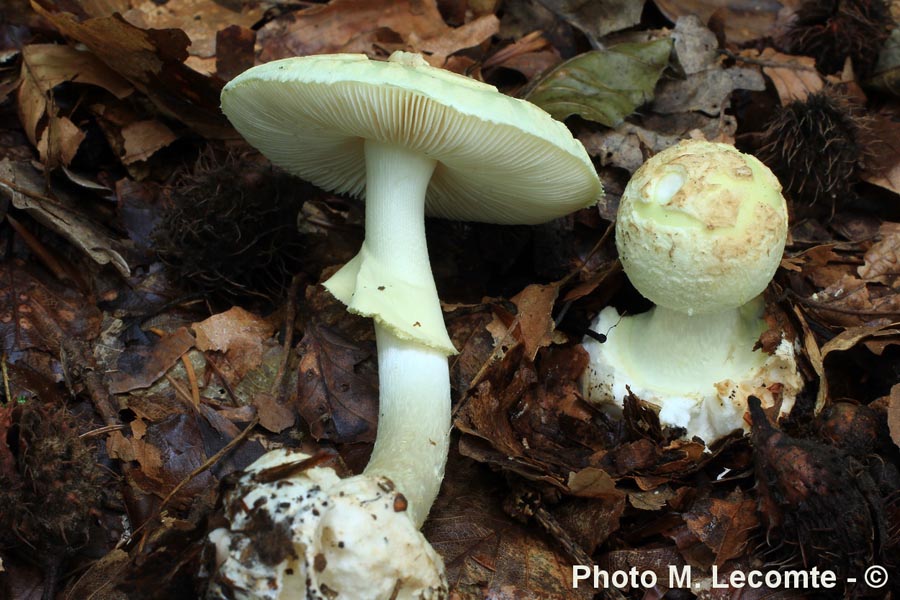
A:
[616,140,788,315]
[221,52,601,225]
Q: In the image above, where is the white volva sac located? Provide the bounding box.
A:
[206,449,447,600]
[582,140,803,445]
[215,51,602,598]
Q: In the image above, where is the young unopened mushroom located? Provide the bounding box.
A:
[582,140,802,444]
[216,51,602,597]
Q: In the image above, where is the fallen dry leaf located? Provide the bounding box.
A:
[252,391,295,433]
[109,327,195,394]
[18,42,131,96]
[483,30,555,73]
[554,494,626,556]
[567,466,619,499]
[755,48,824,103]
[257,0,498,67]
[888,383,900,449]
[409,13,499,66]
[123,0,263,74]
[295,323,378,443]
[488,282,561,361]
[0,258,102,358]
[494,47,561,79]
[62,548,130,600]
[44,116,84,167]
[108,412,216,508]
[652,66,765,115]
[215,24,255,81]
[455,332,715,494]
[120,119,177,164]
[445,304,495,398]
[682,489,758,567]
[795,235,900,329]
[671,15,718,76]
[795,243,853,290]
[497,0,577,57]
[0,161,132,276]
[31,0,231,138]
[629,485,678,510]
[820,322,900,360]
[193,306,277,378]
[816,278,890,323]
[579,122,684,172]
[653,0,784,43]
[457,343,622,491]
[538,0,643,43]
[787,304,828,414]
[257,0,449,62]
[425,450,594,599]
[90,99,178,171]
[858,222,900,282]
[17,43,130,167]
[456,344,534,462]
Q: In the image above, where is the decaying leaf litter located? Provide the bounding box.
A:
[0,0,899,597]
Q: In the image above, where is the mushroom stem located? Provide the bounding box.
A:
[365,323,451,527]
[363,140,437,283]
[353,139,451,527]
[608,301,767,392]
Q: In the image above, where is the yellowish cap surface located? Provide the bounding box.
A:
[616,140,788,315]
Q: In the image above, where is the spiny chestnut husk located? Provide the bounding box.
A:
[153,152,306,302]
[0,400,106,555]
[756,89,868,212]
[749,397,887,594]
[782,0,893,78]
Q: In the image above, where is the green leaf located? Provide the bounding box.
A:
[867,28,900,97]
[524,38,673,127]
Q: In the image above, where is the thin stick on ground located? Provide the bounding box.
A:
[159,414,261,512]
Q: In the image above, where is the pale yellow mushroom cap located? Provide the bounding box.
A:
[220,51,602,225]
[616,140,788,315]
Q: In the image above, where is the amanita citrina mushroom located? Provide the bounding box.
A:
[582,140,802,445]
[210,51,602,599]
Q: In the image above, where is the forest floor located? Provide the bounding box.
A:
[1,0,900,598]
